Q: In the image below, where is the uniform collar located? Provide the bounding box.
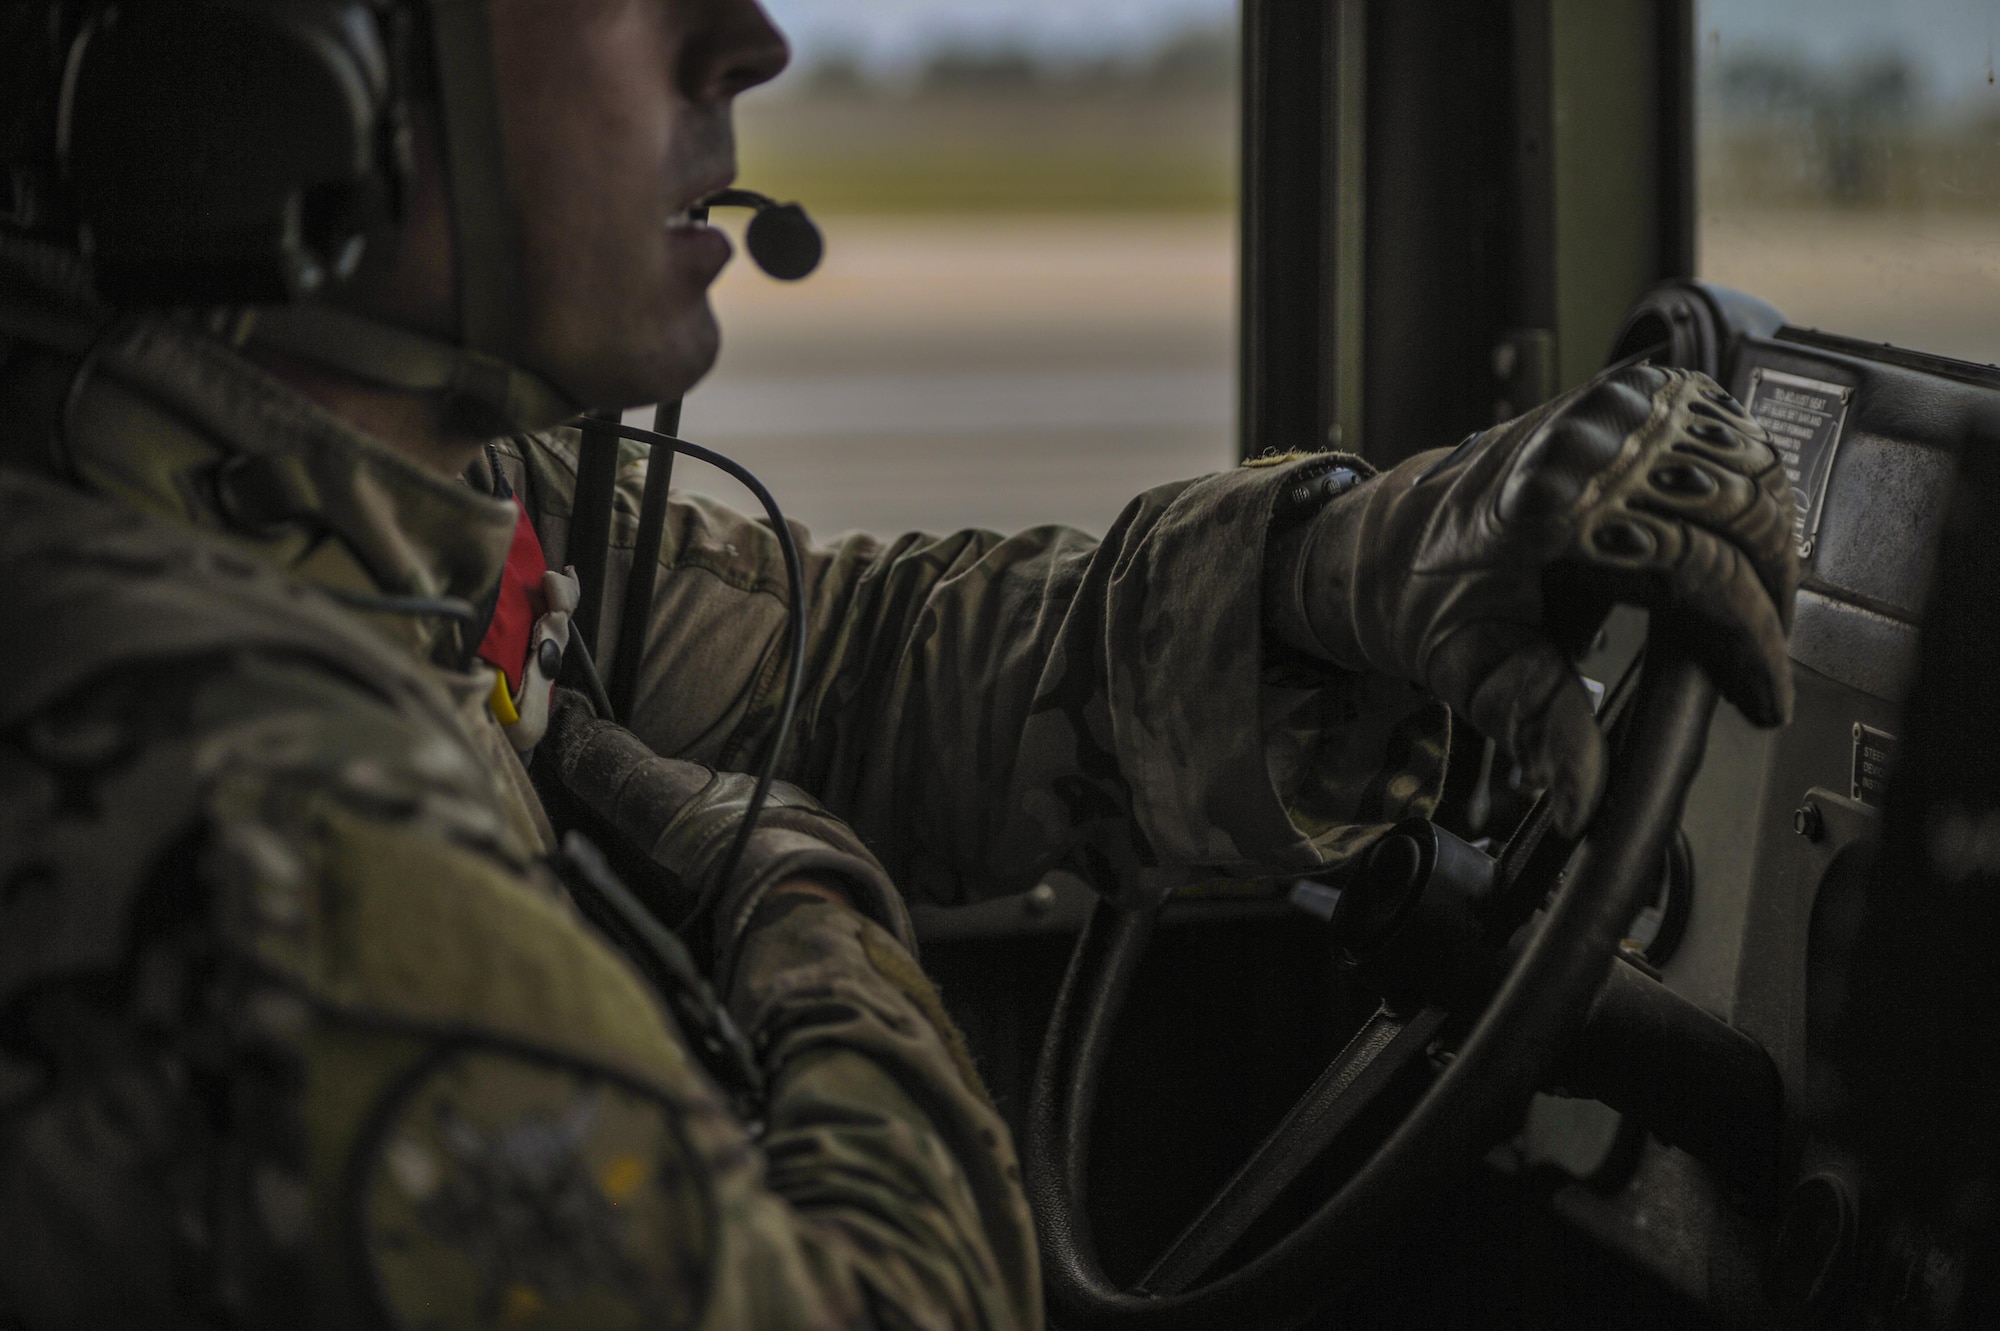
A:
[59,316,519,661]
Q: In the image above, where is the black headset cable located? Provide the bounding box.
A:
[581,420,809,939]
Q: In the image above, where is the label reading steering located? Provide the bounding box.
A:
[1851,723,1898,807]
[1743,368,1852,560]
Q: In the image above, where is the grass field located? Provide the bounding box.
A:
[734,88,1238,215]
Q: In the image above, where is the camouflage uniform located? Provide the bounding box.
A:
[0,268,1445,1326]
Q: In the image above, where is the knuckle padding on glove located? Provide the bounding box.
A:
[1284,364,1800,810]
[1497,372,1659,527]
[1569,381,1792,582]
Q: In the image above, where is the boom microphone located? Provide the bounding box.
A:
[699,188,824,281]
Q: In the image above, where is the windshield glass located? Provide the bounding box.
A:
[1699,0,2000,365]
[661,0,1239,537]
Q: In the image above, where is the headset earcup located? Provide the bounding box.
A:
[59,0,394,304]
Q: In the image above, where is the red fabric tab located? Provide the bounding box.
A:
[476,497,550,693]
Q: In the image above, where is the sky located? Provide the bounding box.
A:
[757,0,2000,110]
[1701,0,2000,108]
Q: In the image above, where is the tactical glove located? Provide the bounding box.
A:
[1270,363,1797,835]
[538,688,912,982]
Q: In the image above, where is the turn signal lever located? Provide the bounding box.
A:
[698,188,824,281]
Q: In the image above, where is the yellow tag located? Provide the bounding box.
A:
[600,1154,649,1202]
[502,1282,544,1324]
[487,667,520,726]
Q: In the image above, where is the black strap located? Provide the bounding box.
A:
[567,411,621,703]
[549,831,766,1129]
[606,399,681,720]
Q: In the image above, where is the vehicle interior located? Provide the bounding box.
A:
[684,1,2000,1327]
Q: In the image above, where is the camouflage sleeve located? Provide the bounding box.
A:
[506,432,1448,908]
[0,639,1034,1327]
[723,893,1039,1329]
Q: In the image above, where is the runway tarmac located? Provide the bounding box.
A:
[1700,210,2000,369]
[646,210,1999,542]
[661,216,1237,539]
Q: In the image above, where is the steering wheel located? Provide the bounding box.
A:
[1024,645,1718,1331]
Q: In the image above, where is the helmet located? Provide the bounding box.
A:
[0,0,574,432]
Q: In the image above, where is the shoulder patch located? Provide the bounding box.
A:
[356,1046,713,1331]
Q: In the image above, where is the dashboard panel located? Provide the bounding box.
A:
[913,281,2000,1328]
[1523,286,2000,1326]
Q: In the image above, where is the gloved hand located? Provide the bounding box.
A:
[1269,363,1797,835]
[537,688,912,982]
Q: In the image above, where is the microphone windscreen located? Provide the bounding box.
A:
[745,203,823,281]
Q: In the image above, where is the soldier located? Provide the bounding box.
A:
[0,0,1795,1326]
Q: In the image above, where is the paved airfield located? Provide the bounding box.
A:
[661,215,1237,541]
[649,210,2000,543]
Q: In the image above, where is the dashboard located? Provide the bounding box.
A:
[908,279,2000,1328]
[1518,281,2000,1327]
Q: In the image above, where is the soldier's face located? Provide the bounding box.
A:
[491,0,789,408]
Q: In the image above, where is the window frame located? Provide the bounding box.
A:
[1238,0,1698,466]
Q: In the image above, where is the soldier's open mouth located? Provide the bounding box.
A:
[664,209,708,231]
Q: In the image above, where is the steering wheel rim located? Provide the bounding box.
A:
[1024,646,1719,1331]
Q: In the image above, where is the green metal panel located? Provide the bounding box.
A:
[1292,0,1691,457]
[1550,0,1662,390]
[1329,0,1367,454]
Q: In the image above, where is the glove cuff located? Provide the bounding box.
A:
[1263,455,1376,670]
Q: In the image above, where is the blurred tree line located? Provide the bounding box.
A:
[735,24,1239,214]
[1704,48,2000,211]
[806,24,1236,99]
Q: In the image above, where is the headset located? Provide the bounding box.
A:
[3,0,825,938]
[31,3,822,291]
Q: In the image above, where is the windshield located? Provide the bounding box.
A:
[1699,0,2000,365]
[666,0,1240,538]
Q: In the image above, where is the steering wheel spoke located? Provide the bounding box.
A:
[1027,647,1720,1331]
[1138,1003,1448,1295]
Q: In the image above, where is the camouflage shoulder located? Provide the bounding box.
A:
[352,1042,717,1331]
[0,623,554,1323]
[0,471,508,1000]
[3,470,695,1068]
[1,474,736,1326]
[1,468,470,741]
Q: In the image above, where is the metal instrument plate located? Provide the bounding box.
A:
[1851,722,1899,807]
[1744,367,1853,559]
